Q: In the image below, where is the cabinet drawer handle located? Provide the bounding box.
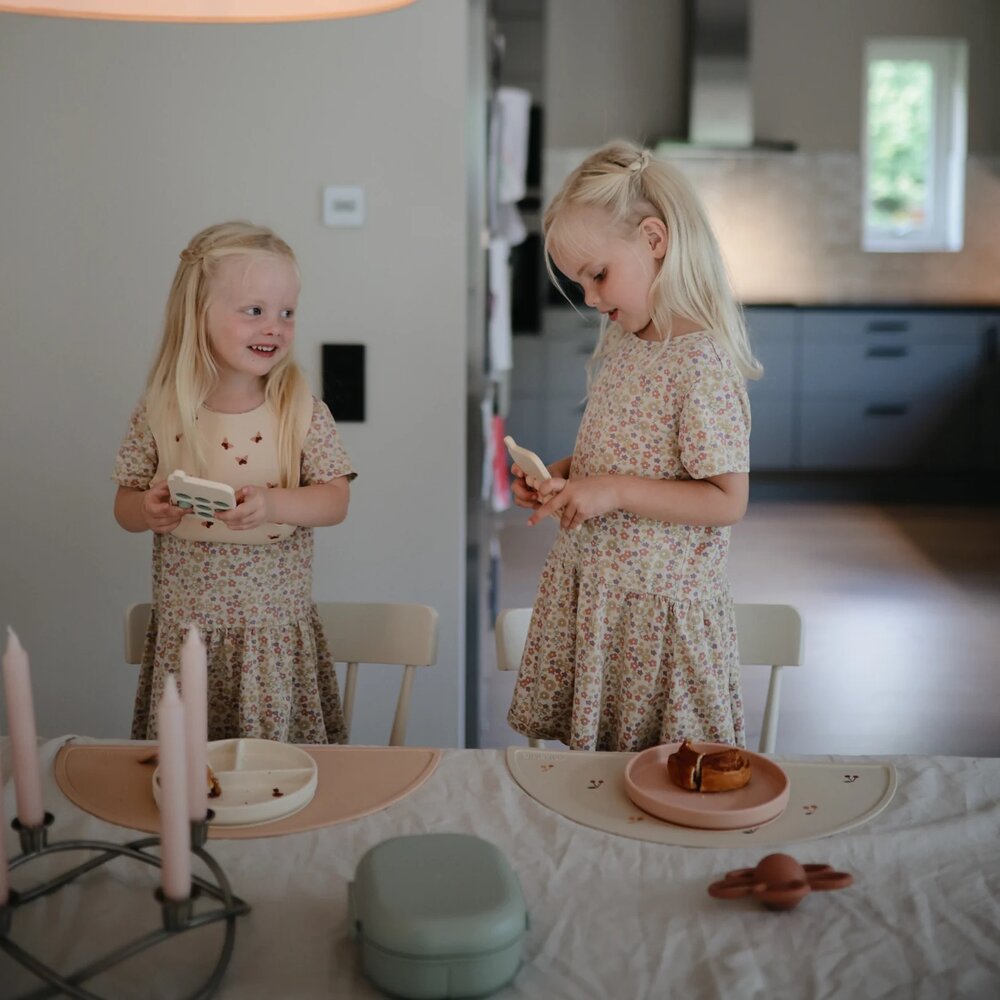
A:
[866,320,909,333]
[866,346,908,358]
[865,404,908,417]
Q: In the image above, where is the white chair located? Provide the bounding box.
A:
[494,607,543,748]
[494,603,803,754]
[124,600,439,746]
[124,601,153,666]
[733,603,803,754]
[317,602,438,746]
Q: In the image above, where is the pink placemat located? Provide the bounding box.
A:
[54,742,440,839]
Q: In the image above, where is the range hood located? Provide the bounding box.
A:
[658,0,795,154]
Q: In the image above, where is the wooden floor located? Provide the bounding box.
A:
[479,499,1000,757]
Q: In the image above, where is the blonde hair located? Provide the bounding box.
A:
[543,140,762,381]
[144,221,311,486]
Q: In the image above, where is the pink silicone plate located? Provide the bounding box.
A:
[624,742,790,830]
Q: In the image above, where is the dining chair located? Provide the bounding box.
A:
[494,603,804,754]
[733,603,804,754]
[494,607,543,748]
[317,602,438,746]
[123,601,439,746]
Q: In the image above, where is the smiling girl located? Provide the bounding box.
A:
[507,142,762,752]
[113,221,355,743]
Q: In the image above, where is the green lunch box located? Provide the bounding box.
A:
[348,833,529,999]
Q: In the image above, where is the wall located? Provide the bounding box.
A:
[542,0,1000,155]
[670,153,1000,305]
[754,0,1000,154]
[545,0,686,148]
[541,0,1000,304]
[0,2,473,746]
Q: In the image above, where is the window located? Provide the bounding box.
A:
[863,38,968,252]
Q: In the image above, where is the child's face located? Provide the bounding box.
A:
[550,206,665,339]
[205,253,299,383]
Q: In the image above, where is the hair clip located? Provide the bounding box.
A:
[179,248,202,264]
[629,150,651,174]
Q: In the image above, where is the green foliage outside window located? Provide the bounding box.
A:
[867,60,932,230]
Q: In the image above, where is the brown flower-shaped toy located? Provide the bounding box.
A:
[708,853,853,911]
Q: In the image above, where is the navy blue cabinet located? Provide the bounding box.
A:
[746,307,992,472]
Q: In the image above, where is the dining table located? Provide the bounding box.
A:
[2,735,999,1000]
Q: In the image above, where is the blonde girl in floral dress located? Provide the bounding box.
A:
[507,141,761,752]
[114,221,355,743]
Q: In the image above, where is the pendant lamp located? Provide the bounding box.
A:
[0,0,416,21]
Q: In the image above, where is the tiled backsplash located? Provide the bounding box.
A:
[544,149,1000,305]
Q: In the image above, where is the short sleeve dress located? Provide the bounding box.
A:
[113,396,355,743]
[507,331,751,752]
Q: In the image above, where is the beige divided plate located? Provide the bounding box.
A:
[154,738,318,827]
[624,742,790,830]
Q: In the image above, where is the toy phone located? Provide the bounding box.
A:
[503,436,551,483]
[167,469,237,520]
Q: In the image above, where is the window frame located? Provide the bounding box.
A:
[862,37,968,253]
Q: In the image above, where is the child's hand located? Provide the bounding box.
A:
[523,476,567,524]
[528,475,620,530]
[144,481,190,534]
[215,485,274,531]
[510,462,544,510]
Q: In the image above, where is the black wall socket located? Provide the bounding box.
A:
[322,343,365,422]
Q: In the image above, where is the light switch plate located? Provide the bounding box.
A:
[323,185,365,227]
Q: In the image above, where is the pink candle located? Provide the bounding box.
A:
[2,628,45,829]
[180,626,208,821]
[0,743,9,906]
[157,676,191,901]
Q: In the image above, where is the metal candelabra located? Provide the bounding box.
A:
[0,811,249,1000]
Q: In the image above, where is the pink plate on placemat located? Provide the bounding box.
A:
[624,743,790,830]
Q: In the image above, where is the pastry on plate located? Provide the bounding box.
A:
[667,740,751,792]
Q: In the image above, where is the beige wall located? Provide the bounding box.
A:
[754,0,1000,153]
[545,0,687,148]
[540,0,1000,304]
[0,2,475,745]
[543,0,1000,154]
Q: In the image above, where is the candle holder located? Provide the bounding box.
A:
[0,810,249,1000]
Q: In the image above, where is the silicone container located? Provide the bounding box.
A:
[348,833,528,999]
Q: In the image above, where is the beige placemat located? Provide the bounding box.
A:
[55,742,440,839]
[506,748,896,848]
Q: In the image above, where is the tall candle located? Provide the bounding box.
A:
[0,743,9,906]
[180,626,208,821]
[157,676,191,901]
[2,628,45,828]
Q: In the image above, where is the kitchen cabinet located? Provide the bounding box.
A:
[745,308,798,469]
[746,307,990,472]
[507,309,595,466]
[511,306,995,476]
[798,310,982,470]
[979,313,1000,473]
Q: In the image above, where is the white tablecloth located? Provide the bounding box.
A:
[2,737,999,999]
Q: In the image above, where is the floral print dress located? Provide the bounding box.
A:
[113,397,355,744]
[507,331,751,752]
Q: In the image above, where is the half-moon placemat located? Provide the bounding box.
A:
[506,747,896,848]
[55,742,440,839]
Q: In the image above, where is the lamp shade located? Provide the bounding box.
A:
[0,0,416,21]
